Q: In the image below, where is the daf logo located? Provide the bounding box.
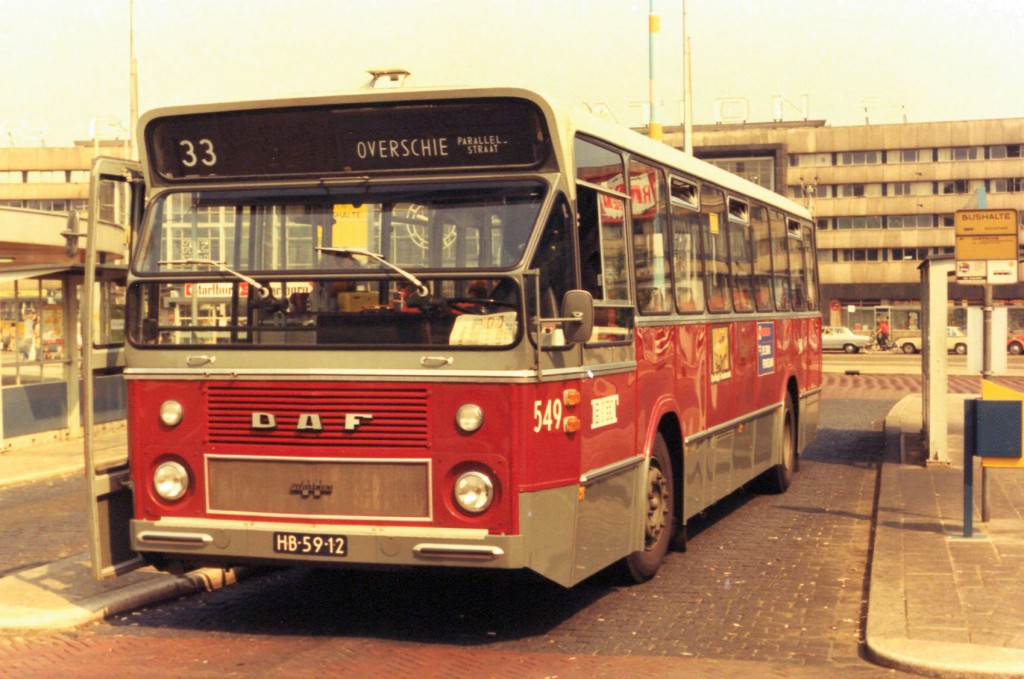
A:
[289,480,333,499]
[251,412,373,432]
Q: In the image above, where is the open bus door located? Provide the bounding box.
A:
[84,156,144,579]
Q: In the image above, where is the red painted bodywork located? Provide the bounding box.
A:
[129,316,821,537]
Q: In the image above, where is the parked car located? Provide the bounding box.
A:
[1008,333,1024,354]
[899,326,969,355]
[821,326,872,353]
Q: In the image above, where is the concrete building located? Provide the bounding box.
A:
[1,143,130,448]
[663,118,1024,336]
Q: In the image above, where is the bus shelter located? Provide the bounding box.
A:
[0,206,128,447]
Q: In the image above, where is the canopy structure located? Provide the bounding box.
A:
[0,206,126,269]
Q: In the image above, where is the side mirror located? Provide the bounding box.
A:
[560,290,594,344]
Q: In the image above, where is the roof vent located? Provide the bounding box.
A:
[367,69,411,89]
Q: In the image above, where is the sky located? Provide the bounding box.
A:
[1,0,1023,146]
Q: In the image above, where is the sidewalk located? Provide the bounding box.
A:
[0,386,1023,679]
[870,393,1024,677]
[0,423,239,629]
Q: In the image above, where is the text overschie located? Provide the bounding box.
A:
[355,134,507,161]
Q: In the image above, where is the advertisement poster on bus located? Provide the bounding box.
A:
[757,321,776,376]
[711,325,732,383]
[594,169,660,222]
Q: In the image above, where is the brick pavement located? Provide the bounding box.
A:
[867,391,1024,677]
[1,371,1023,677]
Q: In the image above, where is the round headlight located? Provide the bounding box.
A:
[159,400,183,427]
[455,404,484,432]
[153,460,189,501]
[453,470,494,513]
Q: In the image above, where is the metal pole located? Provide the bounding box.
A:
[129,0,139,160]
[682,0,693,154]
[648,0,662,141]
[981,460,990,522]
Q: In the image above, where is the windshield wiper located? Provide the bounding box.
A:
[158,258,270,298]
[316,247,429,297]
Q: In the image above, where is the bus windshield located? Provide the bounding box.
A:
[129,180,546,348]
[135,180,543,273]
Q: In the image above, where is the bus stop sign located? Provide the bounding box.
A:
[955,209,1019,285]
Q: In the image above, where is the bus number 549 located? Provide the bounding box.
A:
[533,399,563,432]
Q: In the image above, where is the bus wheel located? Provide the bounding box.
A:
[624,433,674,583]
[765,394,797,494]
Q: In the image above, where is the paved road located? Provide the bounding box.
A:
[0,375,915,677]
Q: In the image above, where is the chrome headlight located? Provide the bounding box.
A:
[453,470,494,513]
[159,400,183,427]
[153,460,189,501]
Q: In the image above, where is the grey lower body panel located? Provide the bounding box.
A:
[131,463,645,588]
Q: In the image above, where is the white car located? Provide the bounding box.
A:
[899,327,969,355]
[821,326,872,353]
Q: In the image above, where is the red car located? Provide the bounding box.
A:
[1009,334,1024,354]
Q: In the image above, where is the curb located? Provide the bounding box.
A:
[868,398,1024,679]
[0,553,244,630]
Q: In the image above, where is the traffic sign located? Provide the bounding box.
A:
[955,209,1019,285]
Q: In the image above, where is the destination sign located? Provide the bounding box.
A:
[145,97,551,182]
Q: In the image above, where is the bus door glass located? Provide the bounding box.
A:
[574,137,636,476]
[85,157,144,579]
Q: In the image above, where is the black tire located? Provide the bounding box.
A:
[764,393,797,494]
[954,343,967,355]
[624,433,674,583]
[901,343,917,354]
[843,344,858,354]
[1010,342,1023,355]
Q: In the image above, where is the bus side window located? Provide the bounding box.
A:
[577,186,603,299]
[670,176,703,312]
[528,194,576,321]
[701,186,731,312]
[787,219,807,310]
[577,183,632,342]
[728,197,754,312]
[802,221,819,310]
[630,160,672,314]
[750,205,774,312]
[769,210,791,311]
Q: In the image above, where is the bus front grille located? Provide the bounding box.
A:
[205,384,429,447]
[206,455,431,520]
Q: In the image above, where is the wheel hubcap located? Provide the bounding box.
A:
[645,467,669,548]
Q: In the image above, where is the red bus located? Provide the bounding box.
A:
[87,87,821,587]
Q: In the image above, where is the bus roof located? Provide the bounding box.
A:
[138,85,811,220]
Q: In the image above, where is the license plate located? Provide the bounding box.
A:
[272,532,347,556]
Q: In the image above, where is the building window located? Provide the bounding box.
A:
[989,144,1021,159]
[838,151,880,165]
[790,153,832,167]
[0,171,24,183]
[706,157,775,191]
[937,147,982,162]
[0,277,66,386]
[887,215,934,228]
[835,216,883,229]
[991,178,1024,193]
[888,149,924,163]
